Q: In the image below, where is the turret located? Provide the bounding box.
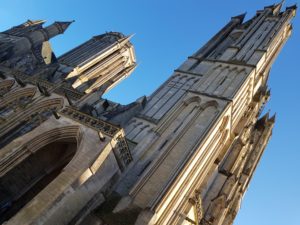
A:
[26,21,74,47]
[59,32,136,94]
[0,21,73,62]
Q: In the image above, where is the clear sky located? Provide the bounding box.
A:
[1,1,299,225]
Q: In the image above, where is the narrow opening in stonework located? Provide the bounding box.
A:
[0,138,77,223]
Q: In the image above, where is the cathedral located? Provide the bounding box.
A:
[0,2,296,225]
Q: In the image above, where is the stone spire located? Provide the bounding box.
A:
[60,32,136,94]
[0,20,73,62]
[27,20,74,47]
[52,21,74,34]
[231,12,247,23]
[273,0,285,14]
[286,3,297,10]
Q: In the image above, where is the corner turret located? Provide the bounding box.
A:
[0,20,73,62]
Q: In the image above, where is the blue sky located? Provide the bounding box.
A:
[1,1,299,224]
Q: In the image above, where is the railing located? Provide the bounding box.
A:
[60,106,133,165]
[116,134,133,166]
[60,106,120,137]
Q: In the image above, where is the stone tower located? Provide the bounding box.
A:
[0,2,296,225]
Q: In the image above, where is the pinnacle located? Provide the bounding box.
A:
[231,12,247,23]
[275,0,284,8]
[54,20,74,34]
[263,1,286,15]
[276,0,285,7]
[117,34,134,46]
[264,4,276,10]
[265,111,270,119]
[127,33,135,40]
[123,34,135,41]
[259,112,270,123]
[269,113,276,123]
[286,3,297,10]
[273,0,285,14]
[264,1,283,10]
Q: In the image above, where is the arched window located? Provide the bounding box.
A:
[0,126,80,223]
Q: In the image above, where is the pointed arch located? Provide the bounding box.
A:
[0,98,64,148]
[183,95,202,106]
[0,125,81,223]
[0,87,37,114]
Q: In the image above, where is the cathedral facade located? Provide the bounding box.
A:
[0,3,296,225]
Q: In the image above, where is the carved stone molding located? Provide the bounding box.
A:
[60,106,120,137]
[189,189,204,224]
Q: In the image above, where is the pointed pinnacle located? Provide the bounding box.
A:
[266,111,270,119]
[260,112,270,122]
[264,4,275,10]
[119,34,135,43]
[231,12,247,23]
[125,64,137,73]
[269,113,276,123]
[264,1,285,13]
[273,0,285,14]
[276,0,285,7]
[128,33,135,39]
[117,34,135,48]
[54,20,74,34]
[286,3,298,10]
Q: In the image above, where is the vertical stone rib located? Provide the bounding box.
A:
[193,16,244,61]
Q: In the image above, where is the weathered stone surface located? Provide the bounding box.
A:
[0,3,296,225]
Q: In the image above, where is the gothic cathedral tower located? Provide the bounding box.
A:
[0,2,296,225]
